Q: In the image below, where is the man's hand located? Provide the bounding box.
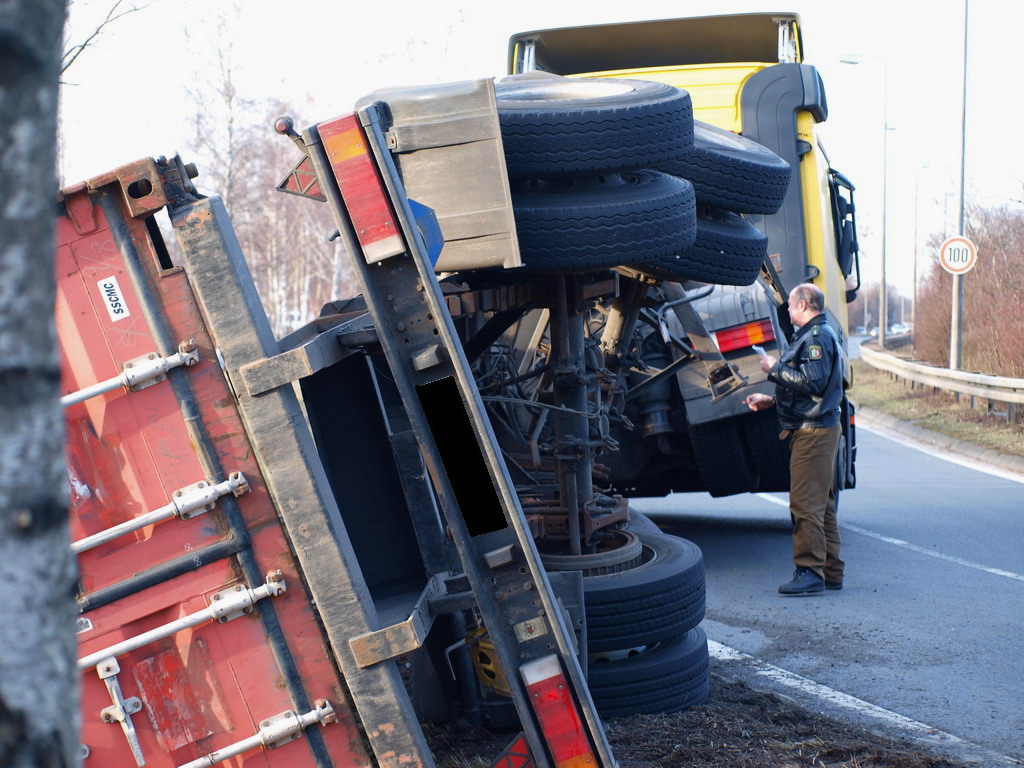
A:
[744,393,775,412]
[758,353,778,374]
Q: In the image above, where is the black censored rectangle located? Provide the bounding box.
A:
[416,377,507,537]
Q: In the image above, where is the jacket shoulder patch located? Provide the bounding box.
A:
[808,345,823,360]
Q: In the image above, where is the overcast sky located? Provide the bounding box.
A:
[60,0,1020,294]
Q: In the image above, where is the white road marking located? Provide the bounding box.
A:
[857,419,1024,485]
[755,491,791,508]
[756,493,1024,583]
[708,639,966,742]
[841,523,1024,583]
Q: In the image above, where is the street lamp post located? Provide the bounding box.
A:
[841,55,891,349]
[913,165,930,331]
[881,89,890,351]
[950,0,970,370]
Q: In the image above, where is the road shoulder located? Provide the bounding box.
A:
[855,405,1024,478]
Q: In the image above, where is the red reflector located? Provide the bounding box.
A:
[318,113,405,262]
[714,318,776,353]
[520,656,596,768]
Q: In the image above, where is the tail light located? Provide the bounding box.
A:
[520,656,597,768]
[318,113,405,263]
[714,318,775,353]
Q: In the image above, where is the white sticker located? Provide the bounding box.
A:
[513,616,549,643]
[97,276,131,322]
[76,617,94,635]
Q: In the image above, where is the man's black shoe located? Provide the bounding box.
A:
[825,579,843,591]
[778,567,825,596]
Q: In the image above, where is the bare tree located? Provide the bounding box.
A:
[61,0,146,77]
[185,15,262,220]
[915,204,1024,377]
[241,102,356,334]
[58,1,147,183]
[182,27,355,336]
[0,1,78,767]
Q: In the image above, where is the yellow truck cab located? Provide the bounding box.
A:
[509,13,860,494]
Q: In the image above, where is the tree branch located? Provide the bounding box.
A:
[61,0,147,76]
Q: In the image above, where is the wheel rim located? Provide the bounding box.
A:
[540,529,645,575]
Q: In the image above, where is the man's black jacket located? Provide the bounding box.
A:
[768,313,843,430]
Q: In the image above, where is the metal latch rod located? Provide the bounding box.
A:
[72,472,249,554]
[77,572,285,670]
[61,342,199,407]
[176,701,337,768]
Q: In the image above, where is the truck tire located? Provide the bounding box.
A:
[511,171,696,271]
[624,509,661,535]
[658,120,791,214]
[583,531,705,652]
[689,417,758,497]
[835,432,849,491]
[741,410,791,492]
[588,627,710,717]
[496,75,694,177]
[633,208,767,285]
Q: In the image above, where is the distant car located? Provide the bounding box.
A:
[869,326,879,337]
[890,323,911,334]
[853,325,867,335]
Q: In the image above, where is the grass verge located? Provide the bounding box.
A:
[850,358,1024,459]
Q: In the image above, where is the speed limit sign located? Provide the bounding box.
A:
[939,236,978,275]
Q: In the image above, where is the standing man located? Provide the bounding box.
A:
[744,283,844,596]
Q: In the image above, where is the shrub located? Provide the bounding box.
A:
[914,205,1024,378]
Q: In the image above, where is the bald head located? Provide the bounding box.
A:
[788,283,825,326]
[790,283,824,312]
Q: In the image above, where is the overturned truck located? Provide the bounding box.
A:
[60,13,858,768]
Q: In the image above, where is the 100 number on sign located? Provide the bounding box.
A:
[939,236,978,275]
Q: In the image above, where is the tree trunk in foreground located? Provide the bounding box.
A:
[0,1,77,766]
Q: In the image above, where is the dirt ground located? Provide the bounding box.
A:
[423,673,969,768]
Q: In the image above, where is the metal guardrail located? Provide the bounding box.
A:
[859,344,1024,421]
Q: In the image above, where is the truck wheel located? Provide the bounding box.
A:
[741,410,791,492]
[496,75,694,177]
[835,433,849,491]
[511,171,696,271]
[624,509,661,535]
[541,529,644,576]
[689,417,758,497]
[588,627,710,717]
[658,120,791,214]
[583,531,705,652]
[632,208,767,285]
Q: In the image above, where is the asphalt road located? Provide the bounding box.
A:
[633,420,1024,764]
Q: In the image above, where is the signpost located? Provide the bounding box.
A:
[939,235,977,371]
[938,236,978,275]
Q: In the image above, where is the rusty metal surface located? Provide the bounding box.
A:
[58,171,372,768]
[348,575,444,668]
[169,191,436,768]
